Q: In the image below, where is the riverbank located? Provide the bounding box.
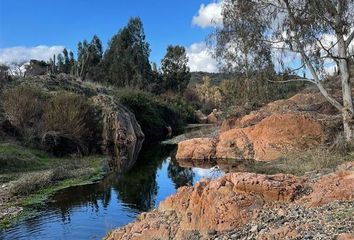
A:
[106,161,354,240]
[0,143,108,230]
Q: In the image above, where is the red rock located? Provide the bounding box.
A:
[337,233,354,240]
[175,138,216,160]
[301,162,354,207]
[108,172,303,239]
[216,113,326,161]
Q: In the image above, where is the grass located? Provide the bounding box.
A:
[0,143,108,230]
[236,147,353,176]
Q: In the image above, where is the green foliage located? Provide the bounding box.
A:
[115,89,187,140]
[161,45,191,93]
[102,17,152,88]
[158,94,196,123]
[77,35,103,80]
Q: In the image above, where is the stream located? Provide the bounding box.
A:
[0,143,225,240]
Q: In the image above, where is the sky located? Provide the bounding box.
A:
[0,0,223,72]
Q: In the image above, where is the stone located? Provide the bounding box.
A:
[108,172,304,239]
[300,162,354,207]
[92,94,145,172]
[176,138,217,160]
[216,113,326,161]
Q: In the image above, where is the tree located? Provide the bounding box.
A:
[57,53,64,73]
[62,48,70,74]
[213,0,354,141]
[102,17,152,88]
[69,51,75,74]
[161,45,191,93]
[77,35,103,80]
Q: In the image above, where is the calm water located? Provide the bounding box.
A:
[0,144,224,240]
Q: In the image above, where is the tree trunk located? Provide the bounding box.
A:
[338,35,354,141]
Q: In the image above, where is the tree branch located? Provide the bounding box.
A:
[345,30,354,49]
[283,0,344,113]
[267,78,314,83]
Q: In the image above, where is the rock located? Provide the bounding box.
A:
[337,233,354,240]
[92,94,144,172]
[108,172,304,239]
[207,109,222,124]
[24,60,50,76]
[195,110,208,124]
[220,91,339,132]
[218,113,326,161]
[176,138,217,160]
[178,113,327,161]
[300,162,354,207]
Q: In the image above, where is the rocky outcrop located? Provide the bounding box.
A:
[107,162,354,240]
[176,138,216,160]
[92,95,144,172]
[177,113,327,161]
[217,113,327,161]
[107,172,305,240]
[178,90,341,161]
[300,161,354,207]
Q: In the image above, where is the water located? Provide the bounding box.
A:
[0,144,224,240]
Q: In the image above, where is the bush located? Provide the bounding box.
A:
[2,85,46,142]
[116,89,188,140]
[157,94,196,123]
[41,92,100,156]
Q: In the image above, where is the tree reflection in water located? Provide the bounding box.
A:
[167,157,194,189]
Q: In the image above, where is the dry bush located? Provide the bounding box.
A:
[41,92,98,155]
[9,171,52,195]
[329,133,354,155]
[2,85,45,141]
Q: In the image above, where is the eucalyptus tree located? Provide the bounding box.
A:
[77,35,103,80]
[102,17,152,88]
[161,45,191,93]
[214,0,354,140]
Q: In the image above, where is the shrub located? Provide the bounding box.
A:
[157,94,196,123]
[41,92,100,156]
[2,85,46,142]
[116,89,187,140]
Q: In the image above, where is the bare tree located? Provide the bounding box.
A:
[213,0,354,141]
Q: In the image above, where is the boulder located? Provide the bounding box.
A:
[106,162,354,240]
[300,162,354,207]
[175,138,216,160]
[107,172,304,240]
[195,110,208,124]
[207,109,222,124]
[177,113,328,161]
[217,113,326,161]
[92,95,144,172]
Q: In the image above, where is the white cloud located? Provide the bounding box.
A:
[192,1,223,28]
[0,45,65,65]
[187,42,218,72]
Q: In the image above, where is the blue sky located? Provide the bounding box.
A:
[0,0,222,72]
